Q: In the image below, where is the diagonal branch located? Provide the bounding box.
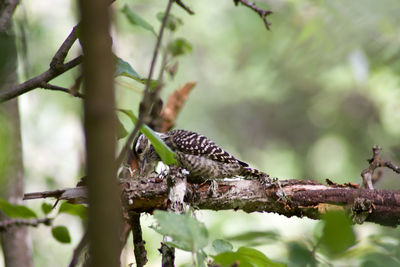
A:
[175,0,194,15]
[0,26,82,102]
[0,56,83,102]
[233,0,273,30]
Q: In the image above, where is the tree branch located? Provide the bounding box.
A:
[69,231,88,267]
[130,213,148,267]
[0,56,83,102]
[175,0,195,15]
[0,217,52,231]
[40,82,84,98]
[233,0,273,30]
[0,26,82,102]
[50,26,79,69]
[23,177,400,227]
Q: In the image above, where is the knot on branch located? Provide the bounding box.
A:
[351,197,375,224]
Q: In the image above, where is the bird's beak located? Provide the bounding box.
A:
[139,158,146,175]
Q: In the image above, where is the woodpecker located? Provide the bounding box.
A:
[133,129,268,183]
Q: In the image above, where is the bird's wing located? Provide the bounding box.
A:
[166,129,249,167]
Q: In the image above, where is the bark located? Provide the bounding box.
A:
[0,20,34,267]
[79,0,122,266]
[24,177,400,227]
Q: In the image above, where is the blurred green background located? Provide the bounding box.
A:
[2,0,400,266]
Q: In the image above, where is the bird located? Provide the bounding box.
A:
[133,129,268,183]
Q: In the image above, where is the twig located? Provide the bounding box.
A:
[0,25,82,102]
[384,159,400,175]
[40,82,84,98]
[233,0,273,30]
[23,189,65,200]
[69,231,88,267]
[175,0,195,15]
[130,213,148,267]
[50,26,79,69]
[361,146,400,189]
[0,217,52,231]
[0,0,20,32]
[70,75,83,96]
[115,0,175,168]
[23,187,88,204]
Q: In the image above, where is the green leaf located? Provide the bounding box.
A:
[320,210,356,256]
[58,202,87,220]
[116,116,128,140]
[156,12,183,31]
[51,226,71,244]
[122,5,157,36]
[41,202,53,215]
[151,210,208,252]
[0,198,37,218]
[226,230,279,246]
[213,247,286,267]
[117,109,177,165]
[287,242,317,267]
[168,38,192,57]
[212,239,233,254]
[115,56,144,83]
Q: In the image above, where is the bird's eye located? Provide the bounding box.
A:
[136,148,143,154]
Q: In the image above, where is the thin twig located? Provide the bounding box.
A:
[40,82,84,98]
[175,0,195,15]
[361,145,400,189]
[69,231,88,267]
[233,0,273,30]
[0,217,52,231]
[50,26,79,69]
[384,160,400,175]
[115,0,175,168]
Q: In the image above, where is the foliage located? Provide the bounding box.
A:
[213,247,286,267]
[152,211,286,267]
[51,225,71,244]
[5,0,400,266]
[0,198,37,218]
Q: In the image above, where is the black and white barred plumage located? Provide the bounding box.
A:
[133,129,267,183]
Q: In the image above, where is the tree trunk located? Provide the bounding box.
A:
[0,21,34,267]
[79,0,123,266]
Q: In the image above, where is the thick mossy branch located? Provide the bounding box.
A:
[24,176,400,227]
[121,176,400,227]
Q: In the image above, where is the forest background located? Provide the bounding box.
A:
[1,0,400,266]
